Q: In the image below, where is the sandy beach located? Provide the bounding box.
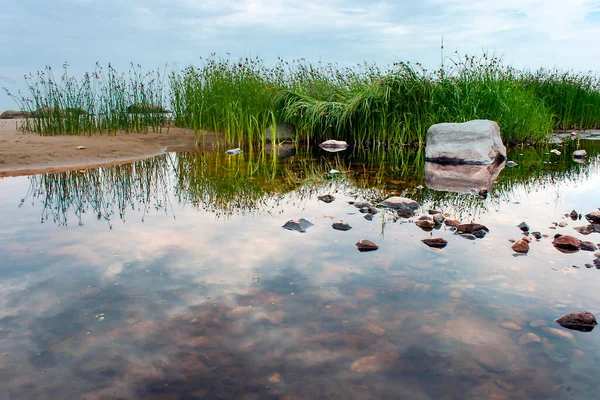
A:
[0,119,216,177]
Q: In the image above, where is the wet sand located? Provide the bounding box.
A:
[0,119,217,177]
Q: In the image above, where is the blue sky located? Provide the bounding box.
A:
[2,0,600,111]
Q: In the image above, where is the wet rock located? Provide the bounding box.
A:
[359,207,370,214]
[517,222,530,232]
[352,201,373,209]
[460,233,477,240]
[472,229,487,239]
[569,210,579,220]
[282,218,313,233]
[356,239,379,252]
[556,311,598,332]
[396,208,415,218]
[585,211,600,224]
[457,223,489,234]
[265,123,296,143]
[573,225,596,235]
[518,333,542,345]
[428,209,443,215]
[506,161,518,167]
[418,215,433,221]
[415,220,435,230]
[531,231,542,240]
[552,235,581,251]
[225,148,243,155]
[478,188,488,198]
[350,354,395,373]
[432,213,445,224]
[332,221,352,231]
[364,214,374,221]
[511,239,530,254]
[580,241,598,251]
[425,120,506,165]
[318,194,335,203]
[543,327,576,342]
[500,322,522,331]
[381,196,420,211]
[586,263,593,268]
[319,140,348,152]
[572,149,587,158]
[422,238,448,249]
[558,222,568,227]
[444,219,461,227]
[367,207,379,215]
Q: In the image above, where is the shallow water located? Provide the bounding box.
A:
[1,141,600,399]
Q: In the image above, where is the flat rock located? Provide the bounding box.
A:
[580,241,598,251]
[366,324,386,337]
[572,149,587,158]
[422,238,448,249]
[332,221,352,231]
[415,220,435,230]
[555,311,598,332]
[511,239,530,253]
[352,201,373,209]
[518,333,542,345]
[425,120,507,165]
[543,327,576,342]
[319,140,348,152]
[552,235,581,251]
[585,211,600,224]
[318,194,335,203]
[381,196,420,211]
[460,233,477,240]
[418,215,433,221]
[444,219,461,227]
[356,239,379,252]
[282,218,313,233]
[76,146,86,150]
[457,223,489,234]
[573,225,595,235]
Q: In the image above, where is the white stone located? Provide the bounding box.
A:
[573,149,587,158]
[319,140,348,152]
[76,146,86,150]
[426,120,507,165]
[225,148,243,155]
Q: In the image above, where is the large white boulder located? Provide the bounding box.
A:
[425,120,506,165]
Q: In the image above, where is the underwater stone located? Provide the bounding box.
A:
[422,238,448,249]
[282,218,313,233]
[332,221,352,231]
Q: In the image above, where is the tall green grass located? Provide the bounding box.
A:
[6,63,170,135]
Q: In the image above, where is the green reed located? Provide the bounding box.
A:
[6,63,170,135]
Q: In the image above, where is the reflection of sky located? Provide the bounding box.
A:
[1,154,600,397]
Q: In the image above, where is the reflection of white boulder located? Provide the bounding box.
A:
[426,120,507,165]
[424,161,505,193]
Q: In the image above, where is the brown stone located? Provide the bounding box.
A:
[457,223,489,234]
[318,194,335,203]
[556,311,598,331]
[580,241,598,251]
[366,324,386,337]
[0,110,31,119]
[585,211,600,224]
[356,239,379,252]
[444,219,461,227]
[511,239,530,253]
[415,220,435,230]
[552,235,581,251]
[573,225,595,235]
[422,238,448,249]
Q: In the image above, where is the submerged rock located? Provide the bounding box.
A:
[415,220,435,230]
[319,140,348,152]
[518,333,542,345]
[282,218,313,233]
[573,225,596,235]
[332,221,352,231]
[422,238,448,248]
[573,149,587,158]
[580,241,598,251]
[511,239,530,253]
[556,311,598,332]
[552,235,581,252]
[397,208,415,218]
[531,231,542,240]
[318,194,335,203]
[518,222,530,232]
[381,196,420,211]
[425,119,506,165]
[585,211,600,224]
[225,148,243,155]
[355,239,379,252]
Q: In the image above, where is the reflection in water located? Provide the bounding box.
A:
[1,140,600,398]
[424,161,505,193]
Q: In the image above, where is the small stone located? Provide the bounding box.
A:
[418,215,433,221]
[415,220,435,230]
[460,234,477,240]
[572,149,587,158]
[531,231,542,240]
[332,221,352,231]
[506,161,518,167]
[428,209,443,215]
[268,373,283,384]
[367,207,379,215]
[444,219,461,227]
[282,218,314,233]
[500,322,522,331]
[552,235,581,252]
[422,238,448,249]
[580,241,597,251]
[318,194,335,203]
[457,223,489,234]
[353,201,373,209]
[585,263,593,268]
[569,210,578,219]
[225,148,243,155]
[356,239,379,252]
[76,145,86,150]
[511,239,530,254]
[381,197,420,211]
[396,208,415,218]
[517,222,530,232]
[472,229,487,239]
[319,140,348,151]
[364,214,374,221]
[478,188,488,198]
[573,225,595,235]
[518,333,542,345]
[556,311,598,332]
[550,149,561,155]
[585,211,600,224]
[558,222,568,227]
[359,207,370,214]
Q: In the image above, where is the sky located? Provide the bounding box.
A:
[1,0,600,111]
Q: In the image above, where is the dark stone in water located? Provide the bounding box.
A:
[580,241,598,251]
[472,229,487,239]
[585,211,600,224]
[318,194,335,203]
[368,207,379,215]
[478,188,488,198]
[432,213,445,225]
[422,238,448,248]
[416,220,435,231]
[444,219,461,227]
[418,215,433,221]
[460,233,477,240]
[356,239,379,252]
[556,311,598,332]
[573,225,595,235]
[511,238,530,254]
[506,161,518,167]
[359,207,370,214]
[428,209,443,215]
[457,223,489,234]
[518,222,530,232]
[332,221,352,231]
[531,231,542,240]
[282,218,314,233]
[570,210,579,220]
[364,213,374,221]
[552,235,581,252]
[397,207,415,219]
[353,201,373,209]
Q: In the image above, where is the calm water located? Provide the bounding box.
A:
[1,142,600,399]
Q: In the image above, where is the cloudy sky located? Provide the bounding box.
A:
[1,0,600,111]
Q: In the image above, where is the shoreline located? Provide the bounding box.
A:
[0,119,217,178]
